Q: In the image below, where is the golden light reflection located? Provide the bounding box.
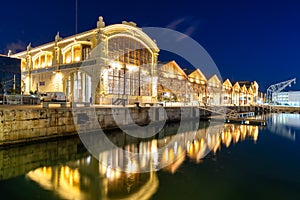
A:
[27,166,84,200]
[26,124,259,200]
[97,124,259,177]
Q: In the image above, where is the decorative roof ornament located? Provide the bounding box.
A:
[7,50,12,57]
[26,43,31,52]
[122,21,137,27]
[55,32,62,42]
[97,16,105,28]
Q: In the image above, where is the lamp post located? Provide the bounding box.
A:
[138,65,141,96]
[13,74,16,91]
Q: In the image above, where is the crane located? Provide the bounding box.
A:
[267,78,296,103]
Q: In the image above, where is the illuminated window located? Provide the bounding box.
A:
[108,36,152,66]
[34,59,39,68]
[40,55,46,67]
[65,50,72,64]
[32,52,53,69]
[73,46,81,62]
[105,37,153,96]
[63,44,91,64]
[46,54,52,66]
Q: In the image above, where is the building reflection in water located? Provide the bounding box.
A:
[26,123,259,200]
[27,166,83,199]
[266,113,297,141]
[26,156,158,200]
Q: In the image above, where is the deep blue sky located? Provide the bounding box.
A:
[1,0,300,91]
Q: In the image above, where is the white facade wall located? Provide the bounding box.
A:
[275,91,300,106]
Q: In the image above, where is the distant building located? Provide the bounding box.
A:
[272,91,300,106]
[224,81,259,106]
[0,55,21,94]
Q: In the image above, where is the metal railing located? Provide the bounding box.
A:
[1,95,40,105]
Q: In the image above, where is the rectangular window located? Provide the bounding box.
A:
[34,59,39,69]
[41,55,46,67]
[73,46,81,62]
[65,50,72,64]
[39,81,45,86]
[82,46,91,60]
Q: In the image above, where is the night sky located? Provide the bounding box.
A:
[1,0,300,91]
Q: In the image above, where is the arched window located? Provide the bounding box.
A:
[32,51,53,69]
[108,36,153,66]
[65,71,92,102]
[62,42,92,64]
[104,36,153,96]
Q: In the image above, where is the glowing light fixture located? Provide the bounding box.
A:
[75,56,81,62]
[55,71,62,83]
[110,61,122,70]
[127,64,138,72]
[66,57,71,64]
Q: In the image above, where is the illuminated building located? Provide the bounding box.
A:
[157,61,189,102]
[186,68,207,104]
[12,17,159,104]
[236,81,259,105]
[272,91,300,106]
[10,16,260,106]
[222,79,233,105]
[207,75,222,105]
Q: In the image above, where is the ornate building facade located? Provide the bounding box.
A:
[13,17,159,104]
[11,16,259,106]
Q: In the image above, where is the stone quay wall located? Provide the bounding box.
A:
[0,106,254,146]
[0,106,210,146]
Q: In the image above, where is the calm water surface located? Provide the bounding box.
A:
[0,113,299,200]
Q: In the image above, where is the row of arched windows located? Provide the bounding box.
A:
[32,52,53,69]
[62,43,91,64]
[22,36,154,72]
[22,42,93,71]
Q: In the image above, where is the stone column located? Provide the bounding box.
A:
[71,73,74,101]
[93,24,107,104]
[151,53,159,102]
[81,71,85,102]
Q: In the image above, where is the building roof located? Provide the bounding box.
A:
[183,69,195,76]
[234,81,259,88]
[187,69,207,81]
[223,79,232,87]
[208,74,222,84]
[158,60,187,78]
[12,17,159,59]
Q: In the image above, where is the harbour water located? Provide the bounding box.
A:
[0,113,299,200]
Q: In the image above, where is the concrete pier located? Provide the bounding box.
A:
[269,105,300,114]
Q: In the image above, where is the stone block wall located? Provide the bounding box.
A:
[0,107,202,146]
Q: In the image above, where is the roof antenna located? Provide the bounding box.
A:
[75,0,78,34]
